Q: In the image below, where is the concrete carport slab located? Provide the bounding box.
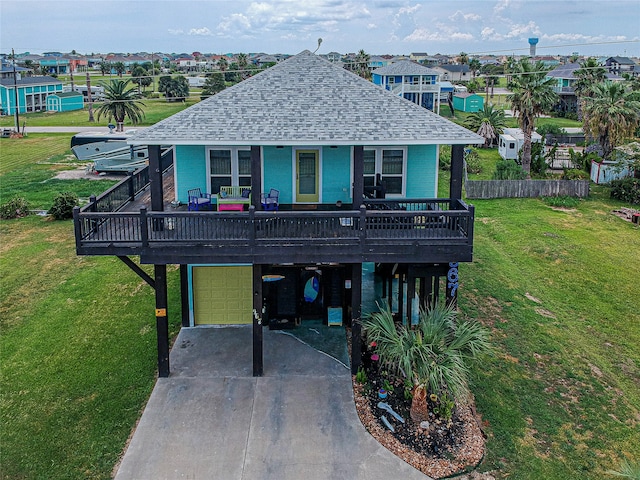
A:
[114,326,430,480]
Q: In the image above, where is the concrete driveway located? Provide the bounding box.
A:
[114,326,430,480]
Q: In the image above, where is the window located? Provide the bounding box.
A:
[362,147,406,196]
[208,148,251,194]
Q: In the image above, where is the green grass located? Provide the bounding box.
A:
[0,134,118,209]
[0,98,199,129]
[2,131,639,479]
[461,190,640,479]
[0,137,182,479]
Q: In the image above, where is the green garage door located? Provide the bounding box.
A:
[193,266,252,325]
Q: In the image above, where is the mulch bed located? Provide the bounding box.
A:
[348,329,486,478]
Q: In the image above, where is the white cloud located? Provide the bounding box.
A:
[448,10,481,22]
[493,0,511,15]
[481,21,540,41]
[168,29,184,35]
[188,27,213,36]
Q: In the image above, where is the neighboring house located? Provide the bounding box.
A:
[0,59,30,80]
[368,56,388,69]
[432,64,470,82]
[0,75,63,115]
[371,60,442,112]
[452,92,484,113]
[605,56,637,76]
[410,53,429,63]
[546,63,622,115]
[45,91,84,112]
[73,50,483,378]
[498,128,543,160]
[40,55,70,74]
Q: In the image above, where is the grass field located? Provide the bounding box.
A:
[0,98,198,129]
[1,128,638,479]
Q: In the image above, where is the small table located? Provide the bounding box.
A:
[218,203,244,211]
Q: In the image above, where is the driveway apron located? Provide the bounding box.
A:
[114,326,430,480]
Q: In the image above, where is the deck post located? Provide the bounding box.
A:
[154,264,170,377]
[250,146,262,210]
[350,262,363,375]
[353,146,364,205]
[180,264,189,327]
[148,144,164,212]
[252,264,263,377]
[450,145,464,208]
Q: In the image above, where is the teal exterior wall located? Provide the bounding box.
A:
[453,94,484,113]
[174,143,438,205]
[263,146,293,204]
[46,93,84,112]
[406,144,438,198]
[321,146,352,204]
[175,145,207,203]
[0,81,63,114]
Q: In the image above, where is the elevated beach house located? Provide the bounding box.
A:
[73,51,483,377]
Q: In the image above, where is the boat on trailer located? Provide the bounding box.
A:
[71,130,149,172]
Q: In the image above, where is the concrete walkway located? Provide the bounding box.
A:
[114,326,430,480]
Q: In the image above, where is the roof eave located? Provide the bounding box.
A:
[129,138,484,147]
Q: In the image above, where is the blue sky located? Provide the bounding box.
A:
[1,0,639,57]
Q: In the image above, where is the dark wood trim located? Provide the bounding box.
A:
[450,145,464,207]
[149,145,164,212]
[117,256,156,289]
[252,264,263,377]
[353,146,364,206]
[180,264,189,327]
[350,263,362,375]
[154,264,170,377]
[250,146,262,210]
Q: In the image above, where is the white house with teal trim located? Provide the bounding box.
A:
[0,75,62,115]
[371,60,442,113]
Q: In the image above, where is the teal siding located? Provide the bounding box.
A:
[175,145,207,203]
[263,146,293,204]
[406,145,438,198]
[321,146,351,204]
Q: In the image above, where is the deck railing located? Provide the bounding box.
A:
[74,199,474,261]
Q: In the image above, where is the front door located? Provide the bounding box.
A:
[296,150,319,203]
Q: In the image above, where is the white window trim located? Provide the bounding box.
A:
[361,146,408,198]
[205,146,251,193]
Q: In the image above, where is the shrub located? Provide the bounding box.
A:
[610,178,640,204]
[0,197,30,219]
[562,168,590,180]
[439,145,451,171]
[492,159,527,180]
[48,192,79,220]
[464,149,482,174]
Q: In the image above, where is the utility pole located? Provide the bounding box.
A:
[86,71,94,122]
[11,48,20,134]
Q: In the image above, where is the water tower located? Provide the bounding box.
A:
[528,37,539,57]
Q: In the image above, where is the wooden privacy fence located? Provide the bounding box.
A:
[464,179,589,199]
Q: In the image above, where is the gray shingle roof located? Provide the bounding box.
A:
[0,75,61,87]
[130,50,482,147]
[372,60,440,77]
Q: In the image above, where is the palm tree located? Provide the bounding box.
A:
[464,104,507,148]
[458,52,469,65]
[237,53,248,80]
[573,57,607,119]
[362,302,491,423]
[354,49,371,80]
[95,79,145,132]
[507,59,558,176]
[582,81,640,159]
[469,58,481,79]
[113,61,126,78]
[217,57,228,72]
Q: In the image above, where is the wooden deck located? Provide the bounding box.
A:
[74,166,474,265]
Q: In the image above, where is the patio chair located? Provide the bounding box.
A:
[187,188,212,211]
[261,188,279,211]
